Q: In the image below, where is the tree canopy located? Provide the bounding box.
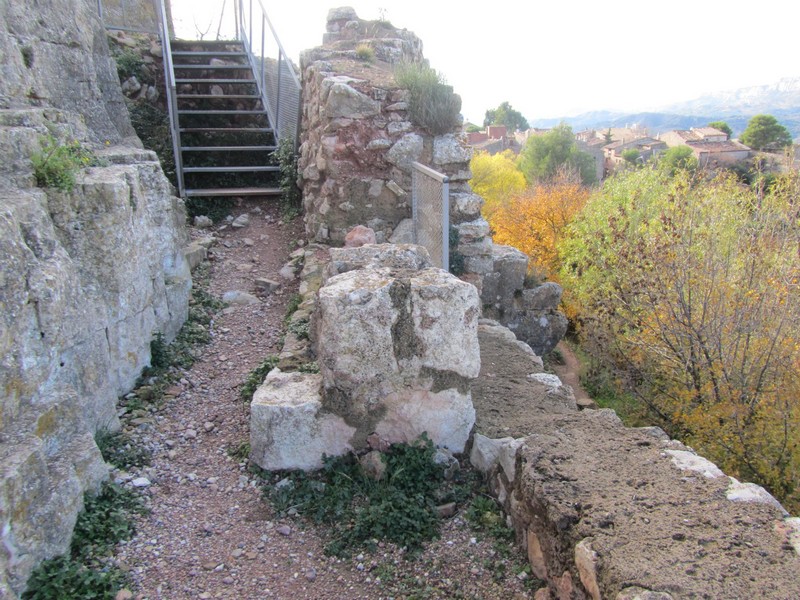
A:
[740,114,793,151]
[559,166,800,510]
[517,123,597,185]
[469,150,526,219]
[707,120,732,138]
[483,101,529,132]
[659,145,698,175]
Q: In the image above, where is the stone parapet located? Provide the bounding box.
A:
[470,323,800,600]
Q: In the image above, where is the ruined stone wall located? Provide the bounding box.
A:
[297,8,566,356]
[0,1,191,596]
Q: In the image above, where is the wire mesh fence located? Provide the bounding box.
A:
[411,162,449,271]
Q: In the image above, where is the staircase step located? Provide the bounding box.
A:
[183,166,280,173]
[180,127,273,133]
[174,64,250,70]
[185,187,282,197]
[181,145,277,152]
[175,78,256,84]
[177,94,260,99]
[170,39,243,47]
[172,51,247,57]
[177,109,267,115]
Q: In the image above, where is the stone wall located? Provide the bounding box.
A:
[0,1,191,596]
[470,326,800,599]
[297,7,566,356]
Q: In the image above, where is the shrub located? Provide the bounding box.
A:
[276,136,302,219]
[394,61,461,135]
[113,49,146,82]
[448,225,465,276]
[31,137,101,192]
[95,430,151,470]
[23,482,145,599]
[22,555,125,600]
[355,43,375,62]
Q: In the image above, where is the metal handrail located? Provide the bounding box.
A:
[235,0,302,145]
[155,0,185,195]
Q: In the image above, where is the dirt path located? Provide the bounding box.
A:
[116,199,535,600]
[551,341,594,407]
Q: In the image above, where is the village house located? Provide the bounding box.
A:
[604,136,668,171]
[466,124,516,154]
[659,127,750,166]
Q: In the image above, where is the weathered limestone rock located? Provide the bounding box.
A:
[0,2,188,594]
[479,248,567,357]
[433,133,472,166]
[386,133,423,172]
[0,149,189,597]
[480,244,527,309]
[325,82,381,119]
[325,243,431,279]
[316,265,480,451]
[250,369,356,470]
[0,1,134,143]
[521,282,563,311]
[389,218,415,244]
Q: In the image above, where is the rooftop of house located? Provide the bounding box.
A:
[687,139,751,152]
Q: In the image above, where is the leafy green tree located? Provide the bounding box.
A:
[603,129,613,144]
[517,123,597,185]
[559,167,800,510]
[659,145,698,175]
[483,101,529,132]
[740,114,793,151]
[707,120,732,138]
[621,148,641,166]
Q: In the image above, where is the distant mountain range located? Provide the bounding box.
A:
[531,77,800,139]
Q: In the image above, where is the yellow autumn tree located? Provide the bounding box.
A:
[469,150,526,219]
[560,166,800,510]
[489,171,589,281]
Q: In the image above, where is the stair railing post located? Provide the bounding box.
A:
[260,14,266,133]
[275,48,283,140]
[154,0,184,196]
[248,0,253,51]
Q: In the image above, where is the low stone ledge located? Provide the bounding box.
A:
[469,316,800,599]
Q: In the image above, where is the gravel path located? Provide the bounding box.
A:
[114,199,536,600]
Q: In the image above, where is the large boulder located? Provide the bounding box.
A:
[316,266,480,451]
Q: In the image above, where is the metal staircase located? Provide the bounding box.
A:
[156,0,301,199]
[171,39,280,197]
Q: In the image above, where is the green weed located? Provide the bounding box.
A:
[22,555,125,600]
[284,293,302,323]
[22,482,145,599]
[31,137,102,192]
[276,137,302,219]
[355,43,375,62]
[95,430,151,470]
[266,435,465,557]
[113,49,147,83]
[240,355,279,402]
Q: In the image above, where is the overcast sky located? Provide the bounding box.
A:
[172,0,800,124]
